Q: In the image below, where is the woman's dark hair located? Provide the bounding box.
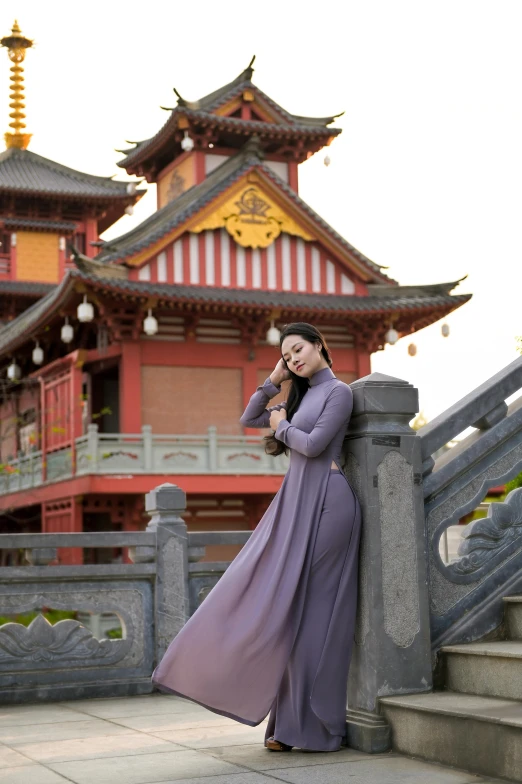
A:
[264,322,332,457]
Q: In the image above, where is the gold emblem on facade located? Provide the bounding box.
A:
[224,188,282,246]
[190,181,312,248]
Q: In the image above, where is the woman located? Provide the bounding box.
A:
[152,322,361,753]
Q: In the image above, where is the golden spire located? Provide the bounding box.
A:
[1,20,34,149]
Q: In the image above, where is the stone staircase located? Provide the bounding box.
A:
[380,595,522,783]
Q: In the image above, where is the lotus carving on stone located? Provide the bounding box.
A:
[451,487,522,575]
[0,613,114,662]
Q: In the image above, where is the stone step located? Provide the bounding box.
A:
[441,641,522,700]
[504,595,522,641]
[380,691,522,782]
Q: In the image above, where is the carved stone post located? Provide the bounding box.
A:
[146,482,189,665]
[342,372,432,752]
[87,424,98,472]
[208,426,218,472]
[142,425,153,471]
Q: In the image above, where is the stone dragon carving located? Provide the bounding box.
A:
[451,487,522,576]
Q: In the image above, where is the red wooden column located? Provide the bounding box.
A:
[70,360,84,474]
[42,496,83,565]
[242,363,259,436]
[120,341,142,433]
[85,218,98,258]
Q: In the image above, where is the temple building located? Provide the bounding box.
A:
[0,26,471,563]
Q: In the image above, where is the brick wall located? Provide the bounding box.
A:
[16,232,59,282]
[141,366,243,434]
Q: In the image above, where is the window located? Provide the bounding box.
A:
[0,232,10,256]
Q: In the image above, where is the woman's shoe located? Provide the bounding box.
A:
[265,736,293,752]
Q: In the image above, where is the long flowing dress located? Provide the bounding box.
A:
[152,366,361,751]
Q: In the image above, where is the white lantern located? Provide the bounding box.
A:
[181,131,194,152]
[77,294,94,323]
[32,342,44,365]
[266,320,281,346]
[61,316,74,344]
[143,308,158,336]
[441,323,450,338]
[324,155,331,167]
[126,182,137,195]
[7,360,21,380]
[385,327,399,345]
[124,205,134,216]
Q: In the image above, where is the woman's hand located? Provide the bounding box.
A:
[270,358,291,387]
[269,407,287,431]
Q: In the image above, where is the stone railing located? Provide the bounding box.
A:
[0,483,251,704]
[0,425,289,494]
[417,355,522,650]
[340,363,522,753]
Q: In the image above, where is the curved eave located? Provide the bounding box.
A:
[118,108,341,174]
[0,275,75,357]
[0,184,146,203]
[0,268,471,360]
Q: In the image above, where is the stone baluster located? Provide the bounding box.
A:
[208,426,218,472]
[142,425,153,471]
[147,482,189,665]
[342,372,432,753]
[87,423,99,471]
[25,547,57,566]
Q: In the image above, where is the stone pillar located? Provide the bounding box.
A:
[146,482,189,665]
[342,372,432,752]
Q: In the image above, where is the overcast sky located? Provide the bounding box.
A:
[1,1,520,424]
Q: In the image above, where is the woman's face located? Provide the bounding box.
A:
[280,334,325,379]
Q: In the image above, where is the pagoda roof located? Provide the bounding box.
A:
[118,61,342,175]
[0,279,55,296]
[0,267,471,358]
[0,217,77,233]
[0,147,145,201]
[176,59,339,125]
[99,139,394,285]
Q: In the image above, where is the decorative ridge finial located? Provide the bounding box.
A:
[244,55,255,80]
[242,134,264,160]
[1,20,34,150]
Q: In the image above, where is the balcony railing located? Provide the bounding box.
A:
[0,424,289,494]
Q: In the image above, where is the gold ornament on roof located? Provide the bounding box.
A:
[190,180,313,248]
[1,20,34,149]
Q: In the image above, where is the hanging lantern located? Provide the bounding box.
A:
[441,323,450,338]
[266,319,281,346]
[32,342,44,365]
[181,130,194,152]
[124,205,134,216]
[181,131,194,152]
[61,316,74,344]
[324,155,331,167]
[385,327,399,345]
[143,308,159,336]
[7,360,21,381]
[408,342,417,357]
[77,294,94,323]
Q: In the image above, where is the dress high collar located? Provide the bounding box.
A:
[309,366,335,386]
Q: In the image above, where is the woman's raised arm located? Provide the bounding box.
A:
[239,377,287,429]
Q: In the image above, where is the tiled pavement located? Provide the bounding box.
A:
[0,693,511,783]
